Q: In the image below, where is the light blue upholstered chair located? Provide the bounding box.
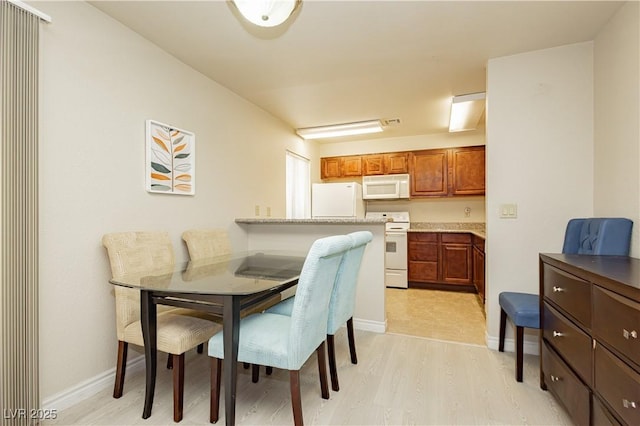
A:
[208,234,352,425]
[499,217,633,382]
[267,231,373,391]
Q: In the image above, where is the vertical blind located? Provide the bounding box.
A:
[1,1,41,424]
[285,151,311,219]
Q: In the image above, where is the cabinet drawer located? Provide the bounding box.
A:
[408,232,438,242]
[593,286,640,369]
[541,342,590,426]
[595,343,640,426]
[408,262,437,282]
[592,395,622,426]
[440,233,471,244]
[543,264,591,328]
[543,302,592,386]
[408,242,438,261]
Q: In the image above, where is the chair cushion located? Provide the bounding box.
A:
[498,292,540,329]
[123,311,221,355]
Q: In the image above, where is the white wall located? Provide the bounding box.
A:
[318,131,487,222]
[594,1,640,257]
[36,1,317,402]
[486,42,595,352]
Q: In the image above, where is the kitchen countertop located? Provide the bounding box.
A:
[235,218,387,225]
[409,222,486,239]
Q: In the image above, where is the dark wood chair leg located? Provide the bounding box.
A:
[498,308,507,352]
[252,364,260,383]
[289,370,303,426]
[173,354,185,422]
[316,342,329,399]
[516,326,524,382]
[347,317,357,364]
[266,366,273,375]
[167,353,173,369]
[210,358,222,424]
[197,343,204,354]
[327,335,339,392]
[113,341,128,398]
[243,362,250,369]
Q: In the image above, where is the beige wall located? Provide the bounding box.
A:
[486,42,595,351]
[36,1,317,401]
[318,131,487,222]
[594,1,640,256]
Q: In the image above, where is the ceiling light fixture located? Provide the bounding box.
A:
[231,0,301,28]
[449,92,486,132]
[296,120,384,140]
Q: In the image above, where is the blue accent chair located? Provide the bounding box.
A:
[267,231,373,391]
[499,217,633,382]
[208,234,352,425]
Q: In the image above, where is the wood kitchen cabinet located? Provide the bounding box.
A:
[320,155,362,179]
[472,235,485,304]
[408,232,473,289]
[362,152,409,176]
[362,154,384,175]
[451,146,485,195]
[409,149,449,197]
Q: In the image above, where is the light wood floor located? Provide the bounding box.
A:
[386,288,486,345]
[46,328,572,425]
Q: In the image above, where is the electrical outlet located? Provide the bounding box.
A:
[254,205,260,216]
[464,207,471,217]
[266,206,271,217]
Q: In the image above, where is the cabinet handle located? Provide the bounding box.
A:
[553,331,563,337]
[550,375,560,382]
[623,329,638,339]
[552,286,564,293]
[622,399,637,409]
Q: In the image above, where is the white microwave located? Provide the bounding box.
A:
[362,174,410,200]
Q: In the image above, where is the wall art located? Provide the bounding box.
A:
[145,119,195,195]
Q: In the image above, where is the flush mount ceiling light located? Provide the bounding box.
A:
[296,120,384,140]
[449,92,486,132]
[231,0,301,28]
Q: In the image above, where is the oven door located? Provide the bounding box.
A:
[385,231,407,270]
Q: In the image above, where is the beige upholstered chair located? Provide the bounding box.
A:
[102,231,221,423]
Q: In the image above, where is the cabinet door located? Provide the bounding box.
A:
[363,154,384,175]
[408,233,439,282]
[341,155,362,177]
[441,234,472,284]
[384,153,408,174]
[451,146,485,195]
[321,157,342,179]
[409,149,448,197]
[472,245,485,303]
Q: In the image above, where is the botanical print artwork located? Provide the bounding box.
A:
[146,120,195,195]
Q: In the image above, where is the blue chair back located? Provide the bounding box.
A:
[327,231,372,335]
[562,218,633,256]
[288,234,352,369]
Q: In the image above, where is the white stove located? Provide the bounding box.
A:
[366,212,410,288]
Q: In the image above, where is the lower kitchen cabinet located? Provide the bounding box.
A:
[472,235,485,303]
[408,232,475,290]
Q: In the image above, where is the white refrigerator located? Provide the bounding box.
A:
[312,182,365,219]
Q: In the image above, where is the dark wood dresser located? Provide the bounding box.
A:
[539,253,640,426]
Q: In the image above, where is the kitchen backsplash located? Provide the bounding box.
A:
[366,196,486,223]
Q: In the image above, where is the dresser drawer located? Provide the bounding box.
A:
[593,286,640,369]
[595,343,640,426]
[543,264,591,328]
[541,342,590,426]
[543,302,592,386]
[592,394,622,426]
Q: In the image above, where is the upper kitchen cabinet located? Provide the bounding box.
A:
[363,152,409,176]
[409,149,449,197]
[320,155,362,179]
[450,146,486,196]
[410,146,485,197]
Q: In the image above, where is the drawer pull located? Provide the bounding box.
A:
[550,375,560,382]
[552,286,564,293]
[623,329,638,339]
[552,331,564,337]
[622,399,637,409]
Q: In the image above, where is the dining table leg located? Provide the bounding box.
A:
[140,290,157,419]
[222,295,241,426]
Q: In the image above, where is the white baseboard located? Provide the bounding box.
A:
[41,354,144,412]
[486,333,540,355]
[353,317,386,333]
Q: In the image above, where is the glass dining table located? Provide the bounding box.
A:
[109,251,306,426]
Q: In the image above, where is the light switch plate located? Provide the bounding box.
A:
[499,203,518,218]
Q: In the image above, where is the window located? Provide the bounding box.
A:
[286,151,310,218]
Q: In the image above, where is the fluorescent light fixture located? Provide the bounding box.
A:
[449,92,486,132]
[231,0,301,28]
[296,120,384,140]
